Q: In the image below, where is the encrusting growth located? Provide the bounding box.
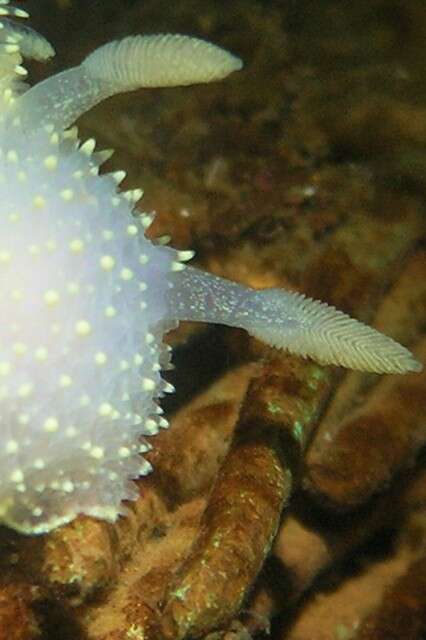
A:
[0,1,421,535]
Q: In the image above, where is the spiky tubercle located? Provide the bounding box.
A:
[0,2,54,109]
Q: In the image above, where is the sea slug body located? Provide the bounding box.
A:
[0,3,421,535]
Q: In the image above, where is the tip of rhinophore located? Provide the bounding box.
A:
[230,54,244,73]
[213,48,243,80]
[386,349,423,375]
[406,357,423,373]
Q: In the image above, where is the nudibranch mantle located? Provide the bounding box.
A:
[0,3,421,535]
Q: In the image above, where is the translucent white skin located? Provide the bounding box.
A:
[0,3,421,534]
[0,122,181,533]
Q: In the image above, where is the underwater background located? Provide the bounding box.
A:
[1,0,425,638]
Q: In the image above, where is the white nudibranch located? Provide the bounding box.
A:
[0,3,421,535]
